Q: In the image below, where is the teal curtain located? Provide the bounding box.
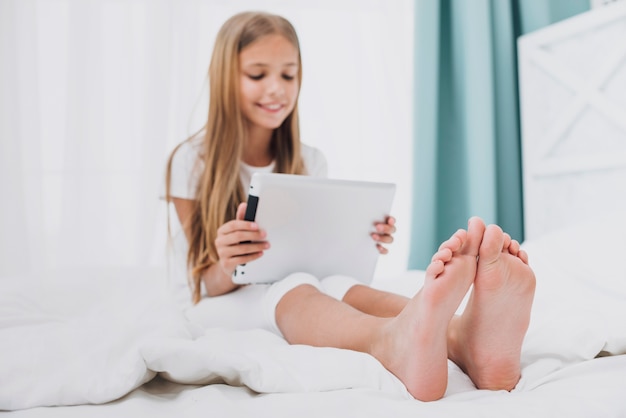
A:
[409,0,590,269]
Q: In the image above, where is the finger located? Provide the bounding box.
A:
[217,219,260,236]
[216,229,267,248]
[372,232,394,244]
[218,240,270,261]
[221,249,267,273]
[375,222,397,236]
[236,202,247,221]
[376,243,389,255]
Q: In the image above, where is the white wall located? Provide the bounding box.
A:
[0,0,414,280]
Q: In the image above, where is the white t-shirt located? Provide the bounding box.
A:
[168,134,328,200]
[165,134,327,308]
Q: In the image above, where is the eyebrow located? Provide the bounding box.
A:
[244,63,299,68]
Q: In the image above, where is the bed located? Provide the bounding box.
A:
[3,4,626,417]
[2,213,626,417]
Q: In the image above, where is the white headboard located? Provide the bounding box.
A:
[518,3,626,240]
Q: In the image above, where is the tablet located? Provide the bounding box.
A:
[232,173,396,285]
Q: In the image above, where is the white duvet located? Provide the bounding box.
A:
[1,212,626,412]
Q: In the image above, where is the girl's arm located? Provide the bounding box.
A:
[172,198,268,297]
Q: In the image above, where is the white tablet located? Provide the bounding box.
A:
[232,173,396,285]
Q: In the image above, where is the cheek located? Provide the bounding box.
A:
[288,82,300,102]
[240,78,259,102]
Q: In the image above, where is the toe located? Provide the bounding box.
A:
[509,239,520,255]
[438,229,466,252]
[425,259,445,279]
[518,249,529,265]
[478,224,505,264]
[503,233,512,251]
[431,248,453,263]
[462,217,485,257]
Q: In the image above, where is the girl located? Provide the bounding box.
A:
[165,11,536,402]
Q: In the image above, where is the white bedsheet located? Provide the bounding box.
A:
[9,355,626,418]
[2,212,626,416]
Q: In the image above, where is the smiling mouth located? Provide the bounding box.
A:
[258,103,283,111]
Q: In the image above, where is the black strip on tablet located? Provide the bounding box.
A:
[245,195,259,222]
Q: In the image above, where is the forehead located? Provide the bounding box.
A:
[239,34,299,66]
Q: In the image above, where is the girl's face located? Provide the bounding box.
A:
[239,34,300,135]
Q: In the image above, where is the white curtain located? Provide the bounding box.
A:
[0,0,413,280]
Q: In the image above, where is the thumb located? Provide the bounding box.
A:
[236,202,247,220]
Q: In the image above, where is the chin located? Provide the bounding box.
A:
[262,119,288,130]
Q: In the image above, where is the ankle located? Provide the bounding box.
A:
[446,316,466,371]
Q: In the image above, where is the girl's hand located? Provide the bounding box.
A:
[371,216,396,255]
[214,202,270,277]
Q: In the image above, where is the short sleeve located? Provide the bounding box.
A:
[168,138,204,200]
[301,143,328,178]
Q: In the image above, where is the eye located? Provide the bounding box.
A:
[248,74,264,81]
[282,74,295,81]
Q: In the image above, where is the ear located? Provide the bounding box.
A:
[236,202,247,220]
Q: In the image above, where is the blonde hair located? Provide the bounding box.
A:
[165,11,306,304]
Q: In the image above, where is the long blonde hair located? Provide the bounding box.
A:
[165,12,306,304]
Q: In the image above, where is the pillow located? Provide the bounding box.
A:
[517,209,626,388]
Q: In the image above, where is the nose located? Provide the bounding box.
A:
[266,75,285,98]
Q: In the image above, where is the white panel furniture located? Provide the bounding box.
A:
[518,2,626,239]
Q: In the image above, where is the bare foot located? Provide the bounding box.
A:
[449,224,536,391]
[372,219,484,401]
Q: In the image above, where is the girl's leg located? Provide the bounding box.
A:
[275,284,385,350]
[341,284,408,317]
[275,226,479,402]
